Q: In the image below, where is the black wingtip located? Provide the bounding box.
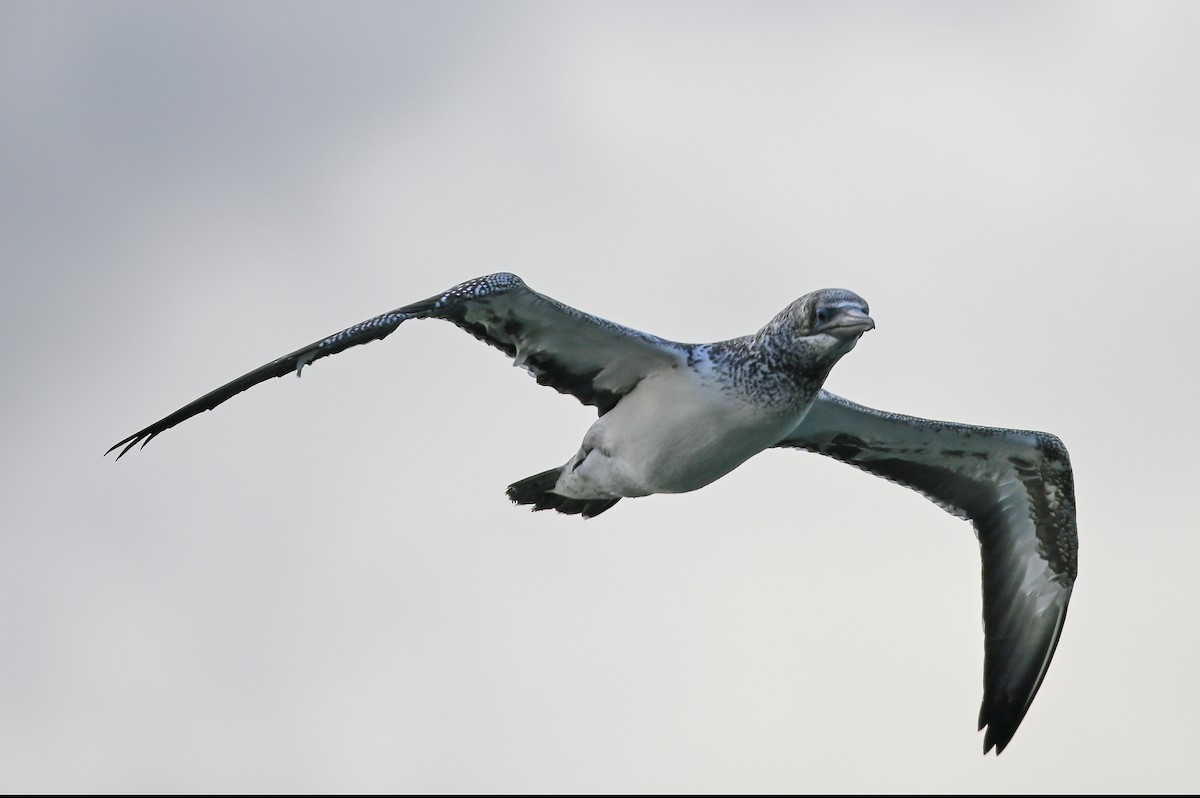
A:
[982,734,1008,756]
[106,429,155,460]
[118,435,142,459]
[980,714,1016,755]
[106,434,138,460]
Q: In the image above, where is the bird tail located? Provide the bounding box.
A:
[506,468,620,519]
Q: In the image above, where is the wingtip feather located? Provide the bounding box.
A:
[106,433,140,459]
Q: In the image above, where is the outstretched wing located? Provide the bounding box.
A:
[776,390,1077,754]
[107,273,688,458]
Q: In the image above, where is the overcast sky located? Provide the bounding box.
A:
[2,1,1198,791]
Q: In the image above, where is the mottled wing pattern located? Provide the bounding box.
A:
[776,390,1077,754]
[419,274,688,413]
[107,273,687,458]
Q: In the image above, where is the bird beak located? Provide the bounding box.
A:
[829,308,875,336]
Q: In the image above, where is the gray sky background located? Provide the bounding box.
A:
[3,1,1198,791]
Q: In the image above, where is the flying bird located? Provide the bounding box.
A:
[107,272,1077,754]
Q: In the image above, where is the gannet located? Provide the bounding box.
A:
[107,272,1077,754]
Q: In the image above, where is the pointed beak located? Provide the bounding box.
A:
[829,307,875,336]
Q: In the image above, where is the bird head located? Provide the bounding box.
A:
[772,288,874,354]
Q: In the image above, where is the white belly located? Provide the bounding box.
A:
[555,369,810,499]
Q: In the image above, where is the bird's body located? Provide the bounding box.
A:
[556,347,804,499]
[107,272,1076,754]
[546,296,869,503]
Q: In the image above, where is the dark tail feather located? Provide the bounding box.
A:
[506,468,620,519]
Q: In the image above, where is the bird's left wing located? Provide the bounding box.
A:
[775,390,1077,754]
[107,273,688,458]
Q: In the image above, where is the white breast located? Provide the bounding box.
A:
[555,366,811,499]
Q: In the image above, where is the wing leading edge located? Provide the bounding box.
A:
[777,390,1077,753]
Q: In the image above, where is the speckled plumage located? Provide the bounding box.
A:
[778,392,1076,753]
[107,272,1077,756]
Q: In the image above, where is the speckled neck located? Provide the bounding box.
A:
[699,329,839,413]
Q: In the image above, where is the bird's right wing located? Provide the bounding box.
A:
[107,273,689,458]
[775,390,1078,754]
